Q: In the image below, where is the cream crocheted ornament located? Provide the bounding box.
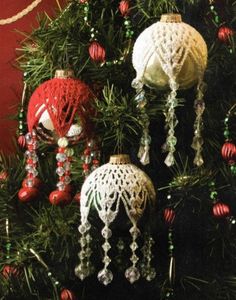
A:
[132,14,208,167]
[75,154,156,285]
[132,13,207,89]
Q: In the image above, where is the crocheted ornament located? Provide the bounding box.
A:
[27,69,93,142]
[132,13,208,167]
[75,154,156,285]
[19,70,98,205]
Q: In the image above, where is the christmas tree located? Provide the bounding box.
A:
[1,0,236,299]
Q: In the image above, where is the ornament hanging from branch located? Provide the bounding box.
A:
[132,13,208,167]
[75,154,156,285]
[19,70,100,204]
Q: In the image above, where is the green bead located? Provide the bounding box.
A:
[210,191,218,199]
[124,20,130,26]
[224,117,229,124]
[169,245,174,250]
[215,16,219,23]
[19,124,23,130]
[18,112,24,118]
[230,165,236,175]
[6,242,11,249]
[210,5,214,10]
[224,130,230,138]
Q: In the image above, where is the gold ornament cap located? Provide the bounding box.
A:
[109,154,130,164]
[160,13,182,23]
[54,69,74,79]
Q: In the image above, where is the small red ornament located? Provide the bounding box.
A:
[221,142,236,164]
[218,26,234,43]
[119,0,130,17]
[22,177,42,189]
[163,208,175,225]
[73,193,81,203]
[18,135,26,148]
[49,190,72,206]
[2,265,19,279]
[213,202,230,218]
[60,289,77,300]
[18,187,39,202]
[89,41,106,63]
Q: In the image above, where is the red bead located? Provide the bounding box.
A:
[22,177,42,189]
[92,159,99,165]
[18,135,26,148]
[65,171,71,176]
[163,208,175,225]
[2,265,19,279]
[221,142,236,164]
[73,193,81,203]
[82,163,90,171]
[213,202,230,218]
[57,162,64,167]
[27,158,34,165]
[119,0,130,16]
[84,148,91,156]
[89,41,106,63]
[218,26,234,43]
[58,147,65,153]
[60,289,77,300]
[49,190,72,206]
[18,187,39,202]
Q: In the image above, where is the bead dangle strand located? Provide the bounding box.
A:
[125,224,141,283]
[141,234,156,281]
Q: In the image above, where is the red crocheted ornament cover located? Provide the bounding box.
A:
[27,77,93,137]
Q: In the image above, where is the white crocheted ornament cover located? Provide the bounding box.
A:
[80,154,156,225]
[76,154,156,285]
[132,14,207,89]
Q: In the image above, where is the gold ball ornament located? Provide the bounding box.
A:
[132,14,208,90]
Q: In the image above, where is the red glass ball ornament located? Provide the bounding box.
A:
[18,187,39,202]
[2,265,19,279]
[163,208,175,225]
[18,135,26,148]
[119,0,130,17]
[60,289,77,300]
[213,202,230,218]
[218,26,234,43]
[221,142,236,164]
[73,192,81,203]
[49,190,72,206]
[22,177,42,189]
[89,41,106,63]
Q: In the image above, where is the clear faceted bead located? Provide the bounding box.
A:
[97,268,113,286]
[57,181,66,191]
[102,242,111,252]
[101,227,112,239]
[130,242,138,251]
[56,167,65,176]
[25,133,33,144]
[125,266,140,284]
[129,226,140,237]
[64,176,71,184]
[79,223,90,234]
[56,153,67,162]
[145,268,156,281]
[74,264,90,280]
[131,254,139,264]
[103,255,111,265]
[25,178,34,187]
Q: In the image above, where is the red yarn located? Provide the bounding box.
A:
[27,77,93,138]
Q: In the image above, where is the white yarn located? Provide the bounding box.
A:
[80,159,156,227]
[132,14,208,89]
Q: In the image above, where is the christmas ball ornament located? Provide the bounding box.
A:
[27,69,93,141]
[221,142,236,164]
[89,41,106,63]
[60,288,77,300]
[18,187,39,202]
[49,190,72,206]
[132,14,207,167]
[132,14,207,90]
[21,70,96,204]
[163,208,175,226]
[2,265,19,279]
[213,202,230,218]
[75,154,156,285]
[218,26,234,43]
[119,0,130,17]
[18,135,26,148]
